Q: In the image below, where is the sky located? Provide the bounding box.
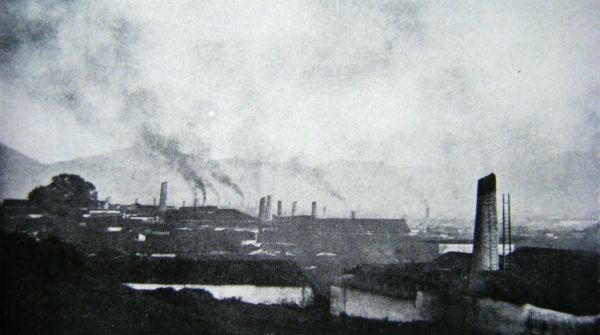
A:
[1,0,599,170]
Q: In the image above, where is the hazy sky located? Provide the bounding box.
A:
[1,0,599,168]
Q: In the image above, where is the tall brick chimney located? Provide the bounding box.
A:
[258,197,266,220]
[471,173,499,273]
[291,201,297,217]
[265,195,273,221]
[158,182,168,224]
[311,201,317,218]
[277,200,282,217]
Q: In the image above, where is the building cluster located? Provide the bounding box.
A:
[1,174,598,334]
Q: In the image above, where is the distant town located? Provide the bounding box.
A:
[2,171,598,334]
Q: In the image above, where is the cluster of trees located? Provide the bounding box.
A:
[28,174,96,216]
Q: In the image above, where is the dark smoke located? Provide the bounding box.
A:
[139,125,209,204]
[0,0,64,66]
[287,157,346,203]
[138,125,243,206]
[207,184,221,204]
[206,161,244,201]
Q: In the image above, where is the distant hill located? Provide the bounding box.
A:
[0,143,597,219]
[0,144,47,199]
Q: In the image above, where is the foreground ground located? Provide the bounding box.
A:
[1,232,476,335]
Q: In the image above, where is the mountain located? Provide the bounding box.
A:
[0,143,597,219]
[0,144,47,199]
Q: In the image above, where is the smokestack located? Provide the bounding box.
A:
[311,201,317,218]
[265,195,273,221]
[258,197,266,220]
[322,205,327,218]
[351,211,356,219]
[182,200,186,208]
[471,173,499,273]
[194,197,198,208]
[134,198,138,204]
[277,200,282,217]
[91,191,99,208]
[291,201,297,217]
[153,197,157,206]
[158,182,168,224]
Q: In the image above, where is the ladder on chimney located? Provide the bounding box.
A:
[501,193,512,271]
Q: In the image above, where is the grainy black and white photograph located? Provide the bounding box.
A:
[1,1,599,334]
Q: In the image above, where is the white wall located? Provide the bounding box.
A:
[438,243,515,255]
[330,286,431,323]
[468,297,599,335]
[124,283,314,307]
[330,286,598,334]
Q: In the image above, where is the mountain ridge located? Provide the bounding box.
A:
[0,143,597,219]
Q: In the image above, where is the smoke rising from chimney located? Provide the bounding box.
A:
[140,126,210,204]
[207,162,245,201]
[287,157,346,203]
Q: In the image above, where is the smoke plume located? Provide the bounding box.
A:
[207,161,245,201]
[139,125,210,204]
[287,157,346,203]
